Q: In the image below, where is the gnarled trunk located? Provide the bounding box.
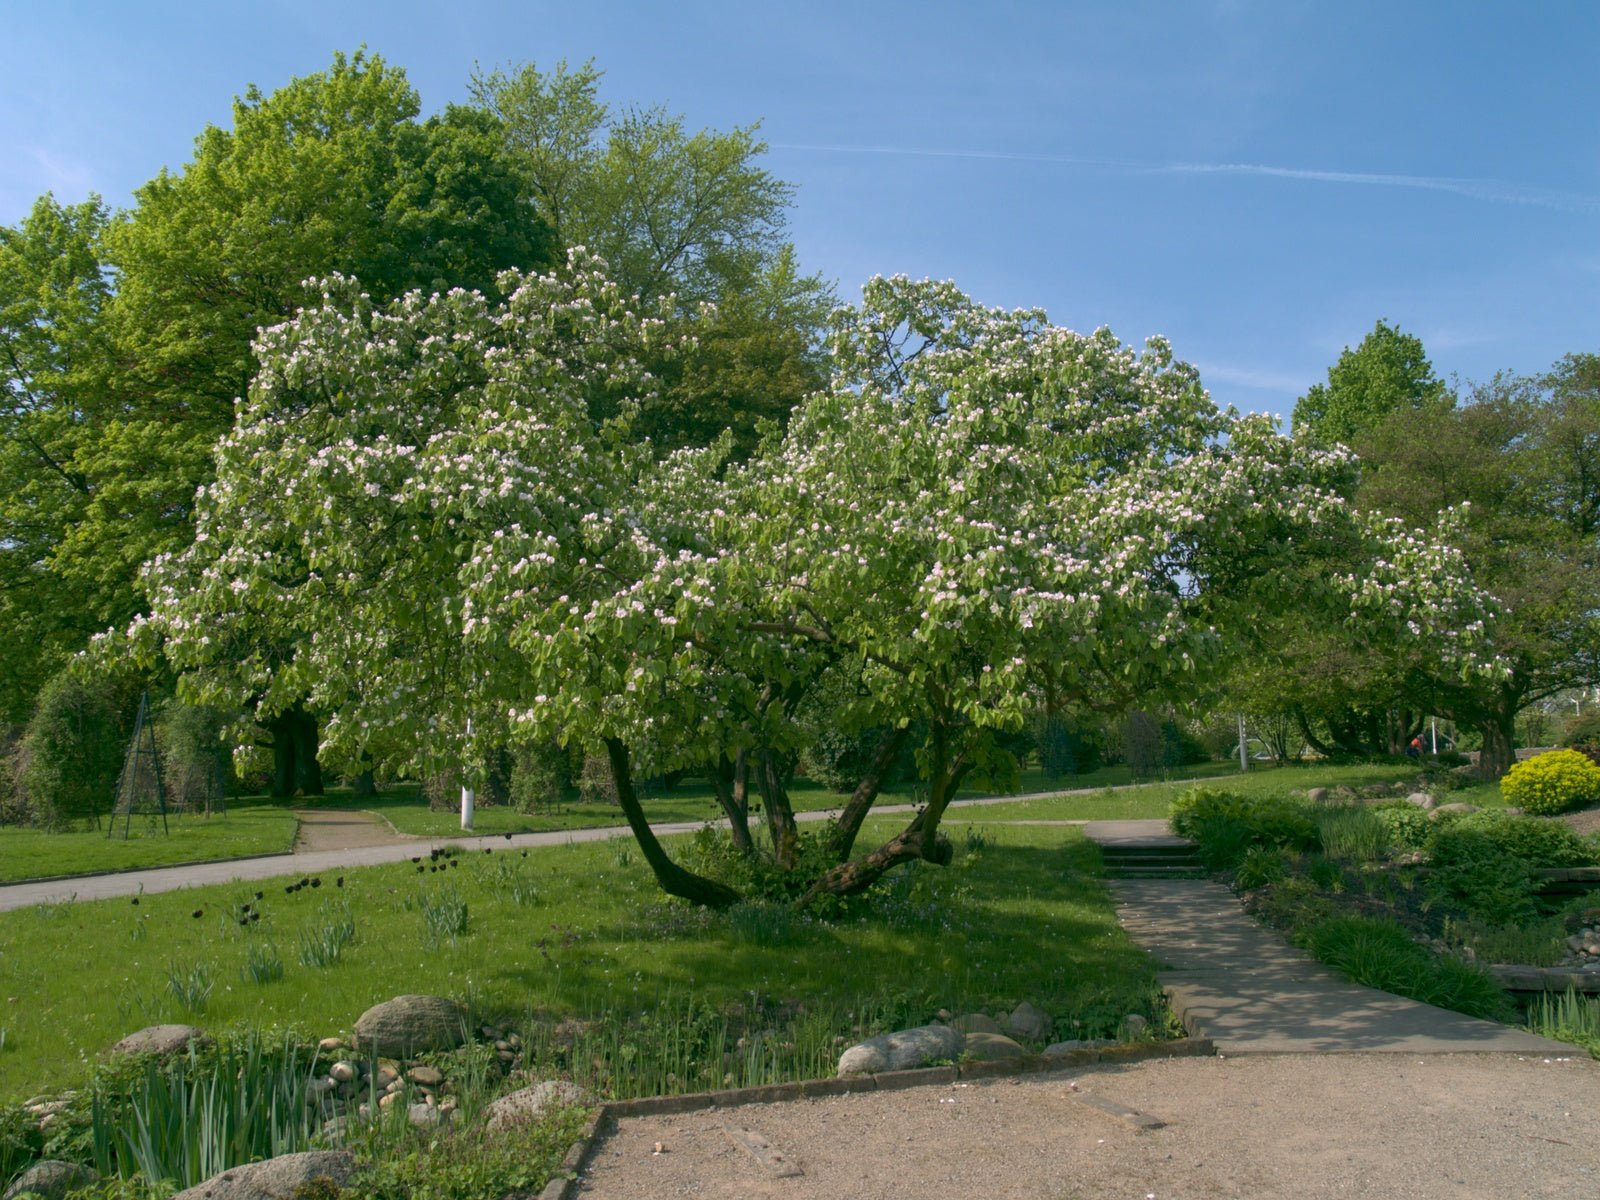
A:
[708,750,754,855]
[604,738,741,909]
[827,724,910,862]
[755,748,800,871]
[266,704,324,798]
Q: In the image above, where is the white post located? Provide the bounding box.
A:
[461,717,475,832]
[1430,717,1437,756]
[1237,714,1249,771]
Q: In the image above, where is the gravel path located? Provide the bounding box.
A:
[290,807,411,852]
[577,1053,1600,1199]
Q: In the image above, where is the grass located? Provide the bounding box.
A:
[944,761,1420,824]
[0,820,1157,1102]
[1524,988,1600,1058]
[0,804,300,884]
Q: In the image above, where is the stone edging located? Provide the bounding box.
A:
[536,1037,1215,1200]
[1488,965,1600,994]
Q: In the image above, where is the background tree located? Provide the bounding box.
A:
[470,59,830,457]
[5,51,554,787]
[1356,356,1600,775]
[1292,319,1449,446]
[0,196,115,719]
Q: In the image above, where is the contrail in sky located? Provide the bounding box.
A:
[773,142,1600,215]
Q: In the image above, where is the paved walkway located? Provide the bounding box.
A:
[1084,819,1579,1055]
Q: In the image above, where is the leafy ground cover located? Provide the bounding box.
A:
[0,804,300,884]
[0,820,1158,1103]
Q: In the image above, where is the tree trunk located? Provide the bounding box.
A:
[1478,712,1517,779]
[292,708,324,796]
[827,724,910,862]
[605,738,741,908]
[268,712,297,798]
[800,817,953,908]
[755,748,800,871]
[708,750,754,855]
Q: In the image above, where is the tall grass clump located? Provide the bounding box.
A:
[165,960,214,1016]
[1524,988,1600,1058]
[1315,806,1389,864]
[412,883,470,947]
[296,900,356,968]
[241,940,285,986]
[89,1035,321,1191]
[1296,915,1511,1021]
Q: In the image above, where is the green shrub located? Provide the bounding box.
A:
[19,672,128,829]
[1500,749,1600,815]
[1429,810,1599,869]
[1376,802,1434,852]
[506,740,574,812]
[1425,848,1541,926]
[1170,788,1318,851]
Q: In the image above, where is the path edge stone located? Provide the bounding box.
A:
[540,1037,1214,1200]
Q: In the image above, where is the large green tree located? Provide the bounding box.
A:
[1357,356,1600,776]
[3,52,553,780]
[0,195,116,719]
[1292,319,1449,446]
[469,59,829,457]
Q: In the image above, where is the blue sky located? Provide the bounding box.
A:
[3,1,1595,420]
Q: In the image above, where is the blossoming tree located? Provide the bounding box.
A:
[128,255,1497,907]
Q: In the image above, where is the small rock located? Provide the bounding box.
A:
[317,1036,343,1053]
[329,1061,356,1084]
[486,1080,591,1130]
[1430,802,1479,820]
[1004,1001,1053,1042]
[962,1031,1027,1061]
[949,1013,1001,1035]
[1405,792,1436,810]
[1042,1038,1116,1055]
[110,1024,212,1059]
[2,1160,98,1200]
[1307,787,1330,805]
[408,1102,445,1129]
[170,1150,355,1200]
[406,1065,444,1087]
[1123,1014,1149,1035]
[378,1091,403,1111]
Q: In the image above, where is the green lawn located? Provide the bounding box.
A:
[294,758,1251,838]
[942,760,1426,823]
[0,804,300,884]
[0,820,1155,1102]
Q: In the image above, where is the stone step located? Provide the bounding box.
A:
[1104,864,1208,880]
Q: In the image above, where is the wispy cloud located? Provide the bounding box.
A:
[1194,360,1311,395]
[774,142,1600,215]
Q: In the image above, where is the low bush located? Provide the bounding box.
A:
[1500,749,1600,815]
[1428,810,1600,870]
[18,672,127,828]
[1234,844,1291,889]
[1169,787,1318,861]
[1375,802,1434,852]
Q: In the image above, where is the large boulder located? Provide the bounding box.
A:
[171,1151,356,1200]
[352,995,467,1056]
[1405,792,1437,810]
[486,1080,591,1130]
[1003,1001,1054,1042]
[837,1025,964,1077]
[110,1024,211,1059]
[2,1160,98,1200]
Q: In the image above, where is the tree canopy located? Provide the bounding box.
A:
[126,253,1496,904]
[1291,319,1449,447]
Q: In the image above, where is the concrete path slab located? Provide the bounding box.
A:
[1111,876,1578,1055]
[1083,819,1579,1054]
